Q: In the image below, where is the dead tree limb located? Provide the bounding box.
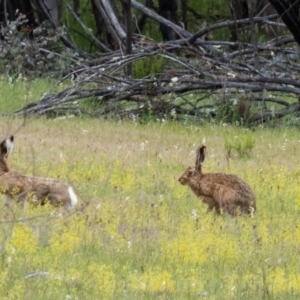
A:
[10,0,300,126]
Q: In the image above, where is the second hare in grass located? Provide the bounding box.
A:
[0,135,78,209]
[178,145,256,216]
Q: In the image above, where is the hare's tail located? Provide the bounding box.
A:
[68,186,78,208]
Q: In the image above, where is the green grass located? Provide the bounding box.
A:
[1,79,300,299]
[0,118,300,299]
[224,130,255,158]
[0,76,56,112]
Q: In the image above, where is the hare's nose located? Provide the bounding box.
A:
[178,178,182,182]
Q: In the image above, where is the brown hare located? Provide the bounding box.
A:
[0,135,78,209]
[178,145,256,216]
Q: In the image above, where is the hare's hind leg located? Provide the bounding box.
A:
[222,203,240,216]
[214,203,221,215]
[3,195,18,218]
[4,195,13,207]
[240,203,256,216]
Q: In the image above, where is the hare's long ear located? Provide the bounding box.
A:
[195,145,206,172]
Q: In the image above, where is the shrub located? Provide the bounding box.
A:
[0,14,79,77]
[224,132,255,158]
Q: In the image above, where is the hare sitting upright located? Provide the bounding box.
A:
[0,135,78,209]
[178,145,256,216]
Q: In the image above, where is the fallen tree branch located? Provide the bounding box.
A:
[13,46,300,124]
[11,5,300,126]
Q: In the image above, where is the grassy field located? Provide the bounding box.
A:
[1,79,300,299]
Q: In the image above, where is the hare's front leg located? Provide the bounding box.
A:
[203,197,220,215]
[208,203,220,215]
[214,203,221,215]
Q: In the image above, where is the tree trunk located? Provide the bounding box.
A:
[158,0,178,41]
[121,0,132,77]
[92,0,126,50]
[73,0,81,16]
[227,0,249,48]
[91,0,116,50]
[257,0,281,38]
[135,0,153,34]
[268,0,300,45]
[180,0,188,30]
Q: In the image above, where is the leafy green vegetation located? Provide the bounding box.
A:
[224,130,256,158]
[60,0,98,52]
[133,56,165,79]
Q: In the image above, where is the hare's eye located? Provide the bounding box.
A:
[188,170,193,176]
